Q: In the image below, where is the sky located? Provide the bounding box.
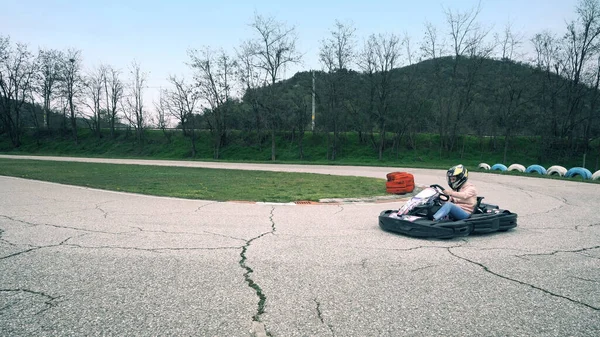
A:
[0,0,580,114]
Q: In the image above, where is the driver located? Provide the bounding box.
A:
[433,164,477,221]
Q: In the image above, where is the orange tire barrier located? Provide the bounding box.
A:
[386,172,413,182]
[385,172,414,194]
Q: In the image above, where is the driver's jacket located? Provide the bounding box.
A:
[448,182,477,213]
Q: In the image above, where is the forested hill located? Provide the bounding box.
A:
[244,54,596,163]
[276,55,587,140]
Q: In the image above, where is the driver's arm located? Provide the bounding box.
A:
[447,185,477,201]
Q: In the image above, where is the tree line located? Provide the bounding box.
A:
[1,0,600,163]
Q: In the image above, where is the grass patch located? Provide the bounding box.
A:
[4,129,598,172]
[0,158,388,203]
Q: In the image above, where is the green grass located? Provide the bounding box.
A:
[0,158,389,203]
[1,129,598,200]
[4,129,598,172]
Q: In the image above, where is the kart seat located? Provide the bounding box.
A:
[473,197,485,215]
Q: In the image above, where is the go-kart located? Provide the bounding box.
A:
[379,184,517,239]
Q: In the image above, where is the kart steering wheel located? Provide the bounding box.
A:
[430,184,450,201]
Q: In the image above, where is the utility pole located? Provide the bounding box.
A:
[312,70,315,131]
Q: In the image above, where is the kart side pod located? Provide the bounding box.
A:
[379,209,517,239]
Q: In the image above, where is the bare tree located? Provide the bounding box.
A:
[562,0,600,148]
[23,77,40,131]
[0,36,36,147]
[360,33,402,160]
[532,31,562,71]
[496,21,523,61]
[420,22,446,60]
[357,38,377,139]
[285,86,311,159]
[245,13,302,161]
[419,21,447,145]
[103,66,124,139]
[439,2,495,153]
[60,49,84,143]
[394,34,431,155]
[583,55,600,154]
[531,31,566,143]
[491,23,530,163]
[319,20,357,160]
[123,60,147,145]
[162,75,200,156]
[446,3,484,57]
[154,89,172,142]
[237,41,265,137]
[189,47,236,159]
[320,20,356,71]
[35,48,64,129]
[83,65,106,138]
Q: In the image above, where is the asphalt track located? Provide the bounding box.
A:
[0,155,599,336]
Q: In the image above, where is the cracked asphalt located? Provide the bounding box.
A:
[0,155,599,336]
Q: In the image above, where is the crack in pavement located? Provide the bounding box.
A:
[447,248,599,311]
[1,215,139,236]
[0,303,14,312]
[0,247,43,260]
[0,234,87,260]
[0,288,61,315]
[38,223,139,235]
[411,264,440,272]
[61,243,242,253]
[0,219,246,259]
[24,207,110,218]
[501,184,537,200]
[569,276,600,284]
[0,215,38,227]
[466,247,528,253]
[128,227,246,242]
[314,298,335,336]
[241,207,276,336]
[525,227,582,233]
[0,238,18,247]
[511,189,571,218]
[515,246,600,259]
[95,204,109,218]
[333,205,343,215]
[195,201,219,212]
[575,223,600,232]
[367,243,466,252]
[579,253,600,260]
[1,231,243,259]
[201,230,247,242]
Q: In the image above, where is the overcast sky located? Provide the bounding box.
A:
[1,0,580,110]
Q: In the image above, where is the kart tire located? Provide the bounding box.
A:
[491,164,507,171]
[478,163,490,170]
[565,167,592,180]
[507,164,526,172]
[593,170,600,180]
[526,164,547,175]
[546,165,567,176]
